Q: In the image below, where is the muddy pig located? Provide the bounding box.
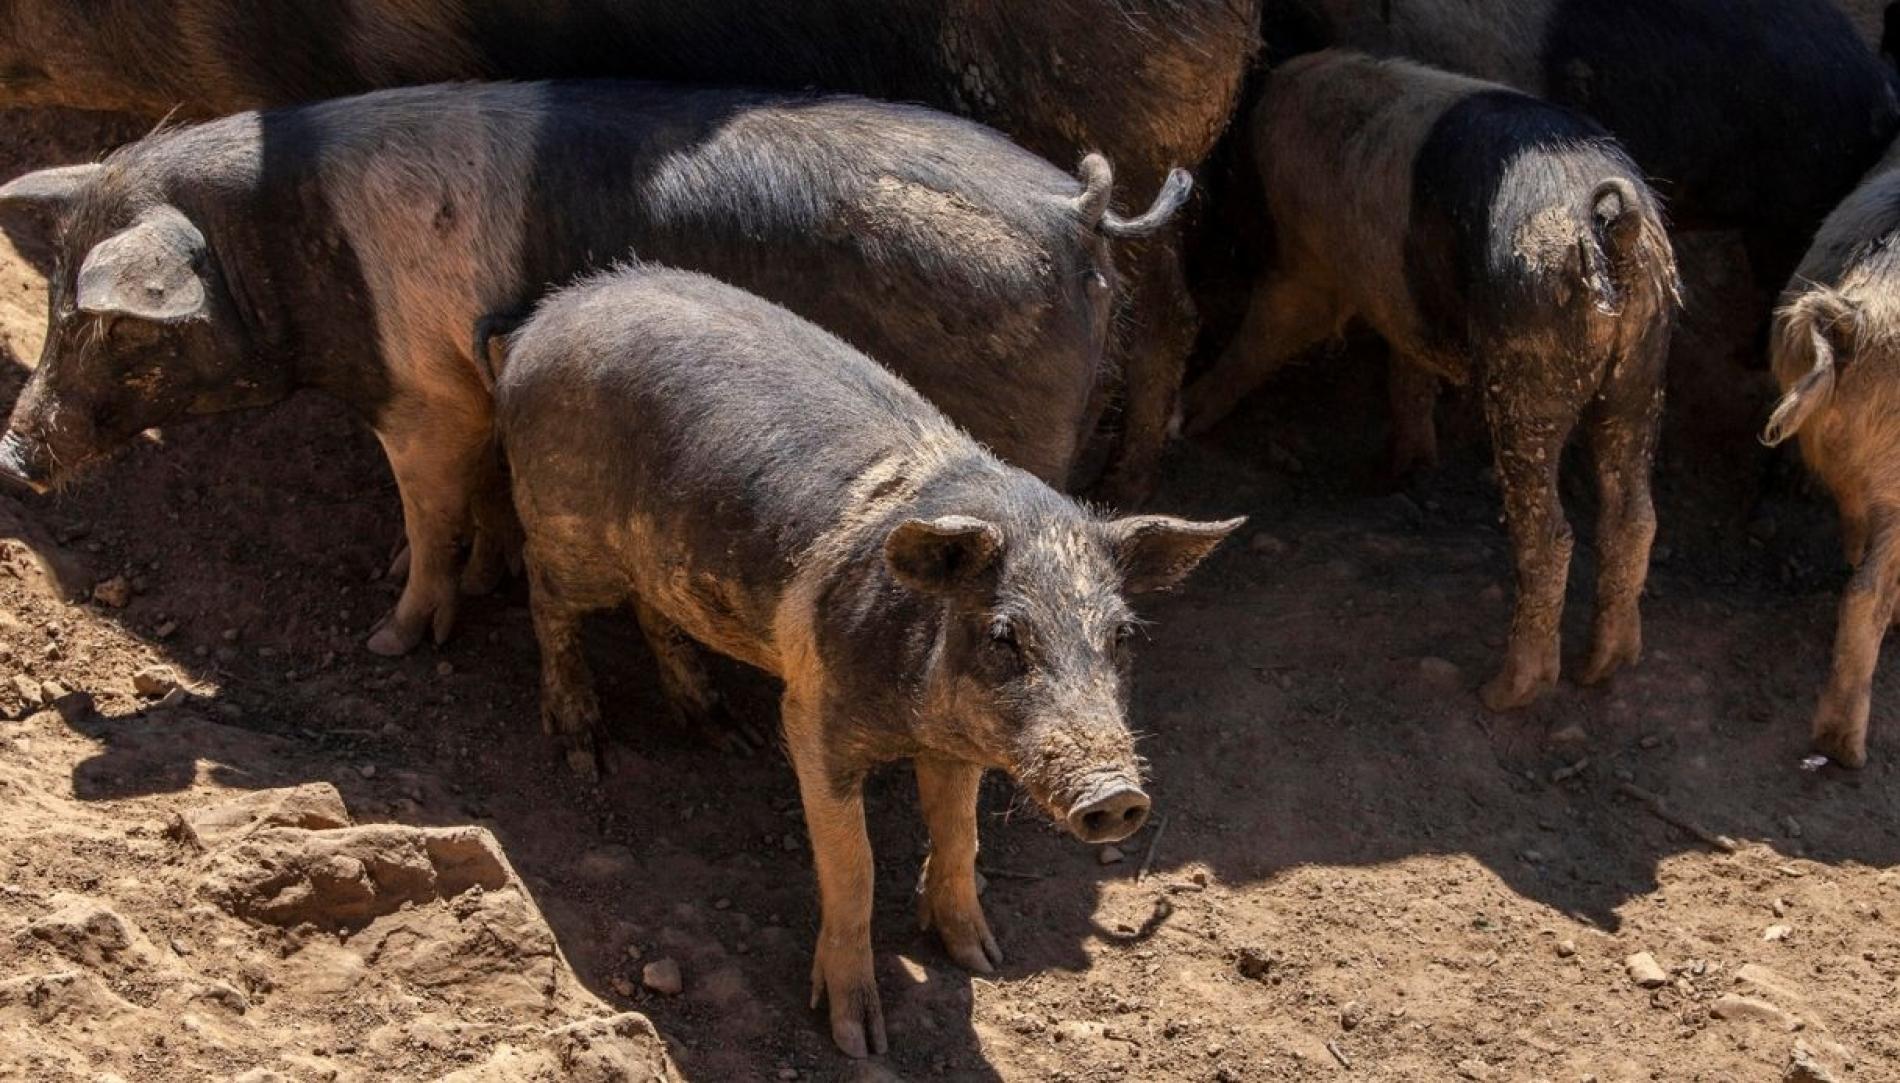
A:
[1760,138,1900,768]
[493,264,1240,1055]
[0,81,1190,658]
[1180,51,1679,710]
[0,0,1261,503]
[1264,0,1898,291]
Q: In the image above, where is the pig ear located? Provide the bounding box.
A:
[76,206,209,323]
[0,163,103,215]
[885,515,1004,595]
[1106,515,1246,594]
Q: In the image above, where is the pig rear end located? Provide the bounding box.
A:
[1184,50,1678,711]
[1762,139,1900,767]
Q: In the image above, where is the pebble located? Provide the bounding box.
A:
[1711,994,1789,1029]
[1639,734,1662,750]
[132,666,179,698]
[10,674,42,707]
[1765,924,1792,942]
[1340,1000,1364,1030]
[1786,1042,1840,1083]
[1625,951,1667,988]
[221,628,240,643]
[1416,657,1462,690]
[1456,1058,1494,1081]
[1053,1021,1106,1043]
[91,576,131,609]
[643,957,684,996]
[358,764,377,780]
[154,621,178,639]
[1549,723,1588,747]
[1556,939,1577,958]
[777,1070,798,1081]
[435,661,454,677]
[610,976,633,997]
[40,680,68,701]
[1098,845,1125,866]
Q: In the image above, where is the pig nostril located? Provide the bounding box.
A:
[1083,810,1109,835]
[1122,806,1142,824]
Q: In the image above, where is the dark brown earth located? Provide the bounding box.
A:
[2,108,1897,1083]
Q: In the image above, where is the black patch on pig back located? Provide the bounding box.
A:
[1542,0,1897,234]
[1403,89,1620,346]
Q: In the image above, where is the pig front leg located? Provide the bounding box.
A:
[369,403,489,656]
[915,758,1002,973]
[1579,355,1664,687]
[631,599,766,754]
[1480,376,1580,711]
[1811,513,1900,768]
[785,690,886,1058]
[527,564,604,780]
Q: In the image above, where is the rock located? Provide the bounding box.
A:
[611,976,633,997]
[10,674,42,707]
[1556,940,1577,958]
[25,897,154,971]
[39,680,69,703]
[1765,924,1792,942]
[1711,994,1790,1029]
[1549,723,1588,747]
[132,666,179,698]
[435,661,454,677]
[91,575,131,608]
[1340,1000,1364,1030]
[186,784,352,846]
[357,764,377,779]
[154,621,178,639]
[1416,657,1462,690]
[1786,1042,1839,1083]
[199,824,508,930]
[642,958,683,996]
[1098,845,1125,866]
[1053,1020,1106,1043]
[1625,952,1667,988]
[1737,964,1806,1005]
[1456,1058,1494,1080]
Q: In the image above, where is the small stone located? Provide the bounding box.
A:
[10,674,42,707]
[435,660,454,677]
[643,957,683,996]
[91,576,131,608]
[1786,1042,1840,1083]
[221,628,239,643]
[714,897,731,910]
[1456,1058,1494,1081]
[1639,734,1662,749]
[358,764,377,780]
[1549,723,1588,747]
[1416,657,1461,690]
[1626,951,1667,988]
[39,680,68,702]
[1765,924,1792,942]
[132,666,179,698]
[1053,1021,1106,1043]
[625,943,643,961]
[1773,898,1789,918]
[778,1070,799,1081]
[1340,1001,1364,1030]
[610,976,633,997]
[154,621,178,639]
[1711,994,1789,1029]
[1098,845,1126,866]
[1556,940,1577,958]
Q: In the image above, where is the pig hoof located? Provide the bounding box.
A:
[1480,668,1553,712]
[811,944,887,1059]
[563,739,602,782]
[921,897,1003,973]
[1811,717,1869,770]
[366,617,425,657]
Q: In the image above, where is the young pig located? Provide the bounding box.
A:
[1180,51,1679,710]
[0,81,1186,659]
[1761,138,1900,768]
[494,264,1240,1057]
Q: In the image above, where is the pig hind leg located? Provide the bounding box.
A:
[1097,233,1197,504]
[915,758,1002,973]
[1579,348,1665,687]
[1387,361,1442,482]
[1811,509,1900,768]
[1480,359,1584,711]
[526,561,606,781]
[1177,271,1336,437]
[631,599,766,755]
[784,688,887,1058]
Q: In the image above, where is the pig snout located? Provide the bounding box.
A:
[1066,780,1151,843]
[0,428,52,494]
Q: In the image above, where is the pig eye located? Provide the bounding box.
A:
[986,618,1025,668]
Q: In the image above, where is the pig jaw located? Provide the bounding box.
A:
[0,427,52,494]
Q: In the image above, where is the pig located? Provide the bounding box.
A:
[0,0,1262,502]
[1760,137,1900,768]
[0,81,1191,660]
[1264,0,1898,291]
[492,263,1241,1056]
[1833,0,1894,54]
[1180,51,1680,710]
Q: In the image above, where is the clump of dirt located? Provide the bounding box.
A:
[3,107,1898,1083]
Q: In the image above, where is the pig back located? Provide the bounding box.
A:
[496,266,981,645]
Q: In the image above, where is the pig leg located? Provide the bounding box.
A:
[369,411,487,656]
[630,599,766,754]
[1579,363,1664,687]
[1387,362,1441,481]
[1097,233,1197,504]
[915,758,1002,973]
[1479,373,1581,711]
[461,459,521,596]
[785,690,886,1058]
[1176,272,1335,437]
[1811,511,1900,768]
[526,564,604,781]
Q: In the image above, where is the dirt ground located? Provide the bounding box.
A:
[2,109,1898,1083]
